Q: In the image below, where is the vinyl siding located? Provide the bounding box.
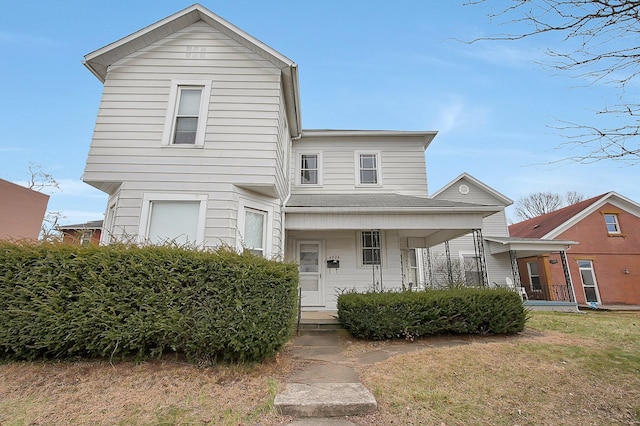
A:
[291,135,428,196]
[287,229,404,310]
[85,21,290,252]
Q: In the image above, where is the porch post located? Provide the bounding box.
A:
[509,250,522,286]
[473,229,488,287]
[444,241,453,284]
[560,250,577,303]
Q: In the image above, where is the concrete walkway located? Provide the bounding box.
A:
[274,329,477,420]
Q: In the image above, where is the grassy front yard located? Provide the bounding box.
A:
[1,311,639,425]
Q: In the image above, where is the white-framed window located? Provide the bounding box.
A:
[355,151,381,186]
[460,253,481,287]
[359,230,383,266]
[299,152,322,185]
[603,213,621,234]
[527,261,542,291]
[138,193,207,245]
[162,80,212,147]
[102,201,117,245]
[243,208,267,256]
[578,260,600,304]
[237,197,274,258]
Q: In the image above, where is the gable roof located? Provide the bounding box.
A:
[83,3,301,137]
[508,192,640,239]
[430,172,513,206]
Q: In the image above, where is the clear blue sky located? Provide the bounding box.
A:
[2,1,638,226]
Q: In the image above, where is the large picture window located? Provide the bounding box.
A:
[139,194,207,245]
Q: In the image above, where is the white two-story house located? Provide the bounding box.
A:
[82,4,575,311]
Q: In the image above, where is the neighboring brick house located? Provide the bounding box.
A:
[0,178,49,241]
[509,192,640,307]
[57,220,103,246]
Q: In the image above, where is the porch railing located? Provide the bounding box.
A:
[528,284,574,302]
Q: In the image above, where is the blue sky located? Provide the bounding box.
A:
[2,1,638,226]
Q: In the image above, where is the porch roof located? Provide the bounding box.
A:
[485,236,578,258]
[285,193,499,212]
[285,194,502,247]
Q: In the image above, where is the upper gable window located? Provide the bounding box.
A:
[355,152,381,186]
[604,213,621,234]
[299,153,322,185]
[162,80,212,147]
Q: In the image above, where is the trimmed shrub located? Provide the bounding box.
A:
[0,242,298,363]
[337,288,527,340]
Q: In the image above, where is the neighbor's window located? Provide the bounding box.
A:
[244,208,267,256]
[462,254,481,287]
[361,230,382,265]
[300,154,318,185]
[604,213,620,234]
[527,261,542,291]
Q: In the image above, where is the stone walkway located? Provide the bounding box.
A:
[274,329,477,422]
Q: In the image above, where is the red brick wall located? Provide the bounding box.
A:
[557,203,640,306]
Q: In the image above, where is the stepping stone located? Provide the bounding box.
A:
[274,382,377,417]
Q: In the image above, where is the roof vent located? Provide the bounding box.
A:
[533,224,541,229]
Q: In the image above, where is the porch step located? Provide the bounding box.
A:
[298,311,343,332]
[274,383,377,417]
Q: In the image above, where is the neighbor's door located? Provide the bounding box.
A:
[297,241,324,307]
[578,260,601,304]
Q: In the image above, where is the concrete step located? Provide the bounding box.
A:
[274,382,377,417]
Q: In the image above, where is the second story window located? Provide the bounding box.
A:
[604,213,620,234]
[162,80,212,147]
[356,152,381,186]
[173,87,202,144]
[301,154,318,184]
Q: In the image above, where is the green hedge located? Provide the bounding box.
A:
[0,242,298,363]
[337,288,527,340]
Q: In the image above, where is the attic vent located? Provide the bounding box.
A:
[186,46,206,59]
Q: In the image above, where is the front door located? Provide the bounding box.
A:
[297,241,324,307]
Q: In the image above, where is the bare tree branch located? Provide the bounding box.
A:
[465,0,640,164]
[514,191,584,220]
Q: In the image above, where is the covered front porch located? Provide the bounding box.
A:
[485,237,580,312]
[284,193,501,311]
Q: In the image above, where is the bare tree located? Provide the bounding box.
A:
[515,191,584,220]
[466,0,640,165]
[25,163,64,241]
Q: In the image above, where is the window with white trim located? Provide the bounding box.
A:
[162,80,212,147]
[604,213,621,234]
[461,254,481,287]
[527,261,542,291]
[243,208,267,256]
[139,194,207,245]
[300,153,320,185]
[360,230,382,266]
[355,152,381,185]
